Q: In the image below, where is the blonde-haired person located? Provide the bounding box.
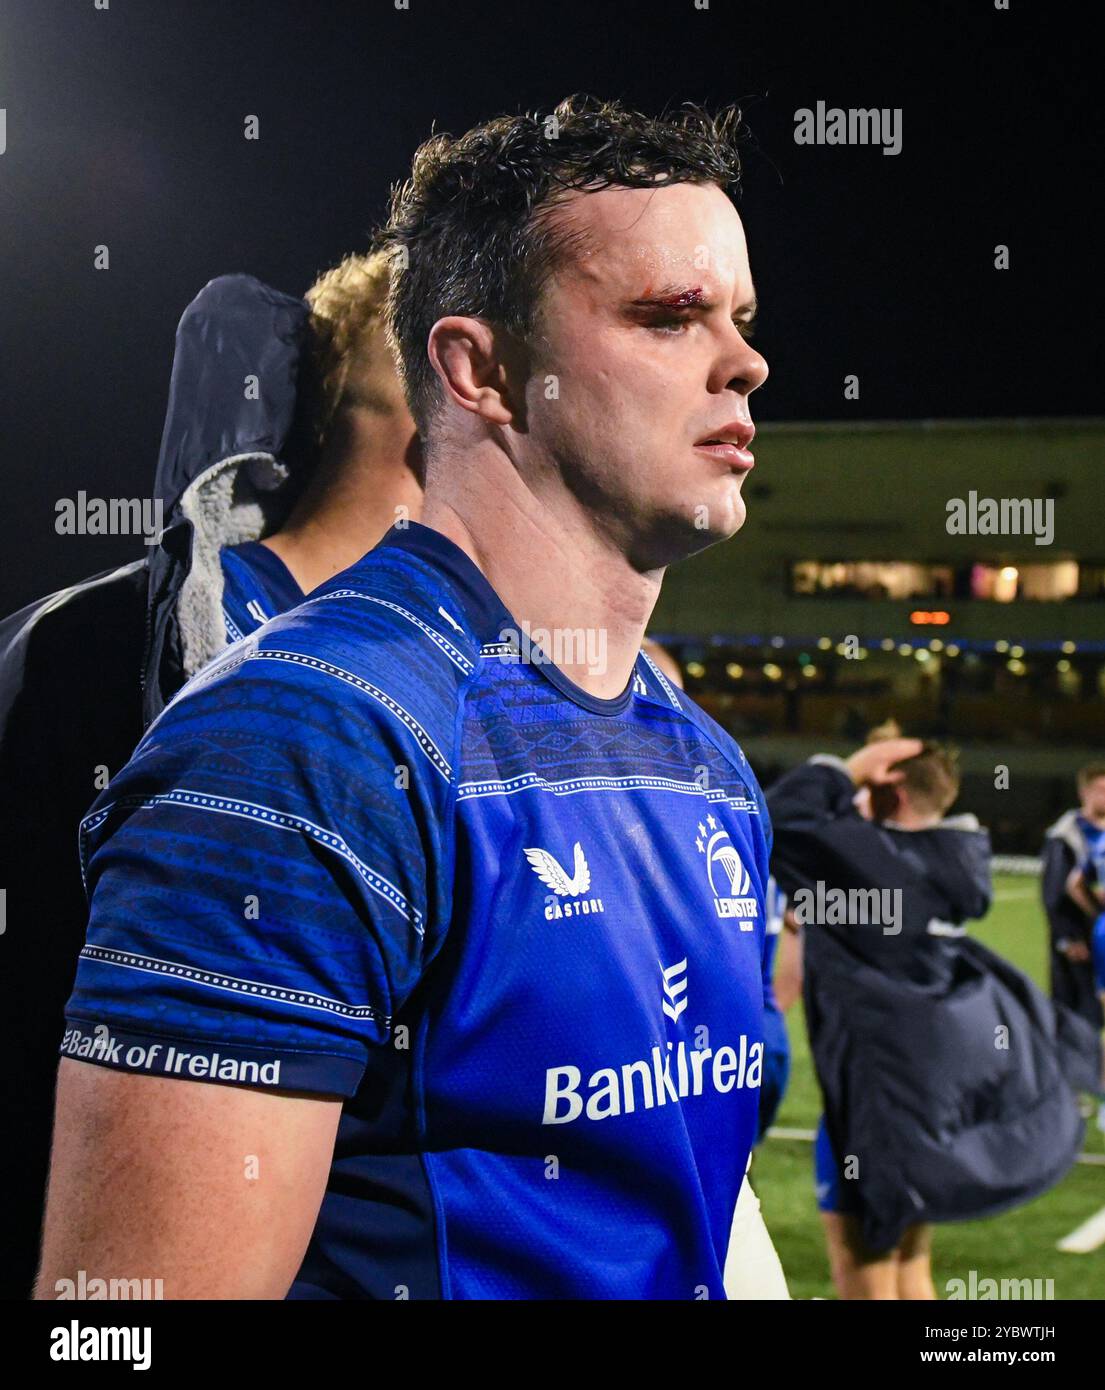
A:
[252,252,422,599]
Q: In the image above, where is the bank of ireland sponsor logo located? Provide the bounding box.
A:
[59,1020,284,1086]
[661,958,688,1022]
[541,959,764,1126]
[524,840,606,920]
[695,816,758,927]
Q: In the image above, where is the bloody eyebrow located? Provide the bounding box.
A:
[629,285,758,317]
[631,284,708,309]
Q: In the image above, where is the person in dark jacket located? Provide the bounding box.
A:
[768,738,1100,1300]
[0,254,420,1298]
[1041,761,1105,1030]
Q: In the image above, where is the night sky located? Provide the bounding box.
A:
[0,0,1097,612]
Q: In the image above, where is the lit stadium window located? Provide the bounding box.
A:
[793,559,1085,603]
[971,560,1080,602]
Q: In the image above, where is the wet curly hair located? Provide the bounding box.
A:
[376,93,747,434]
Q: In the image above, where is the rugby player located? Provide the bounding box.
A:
[1044,762,1105,1029]
[37,95,773,1299]
[1064,795,1105,1129]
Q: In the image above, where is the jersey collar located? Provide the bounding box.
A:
[375,521,638,717]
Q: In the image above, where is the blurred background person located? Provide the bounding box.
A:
[768,735,1098,1298]
[1059,769,1105,1133]
[1042,762,1105,1032]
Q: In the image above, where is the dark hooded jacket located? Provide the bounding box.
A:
[768,756,1101,1253]
[1041,809,1104,1027]
[0,276,310,1297]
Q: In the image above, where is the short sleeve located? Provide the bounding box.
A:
[755,776,773,866]
[62,641,452,1097]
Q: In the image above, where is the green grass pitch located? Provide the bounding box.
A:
[751,874,1105,1300]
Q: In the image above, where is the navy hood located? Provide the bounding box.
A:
[142,274,311,722]
[880,813,994,926]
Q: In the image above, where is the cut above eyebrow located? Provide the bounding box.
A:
[630,284,707,308]
[628,284,758,317]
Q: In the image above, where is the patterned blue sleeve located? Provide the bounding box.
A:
[755,772,774,864]
[62,637,453,1097]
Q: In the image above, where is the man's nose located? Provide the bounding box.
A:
[713,329,769,396]
[730,345,769,396]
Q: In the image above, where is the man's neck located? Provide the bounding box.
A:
[262,413,423,595]
[420,450,663,700]
[1079,807,1105,829]
[882,804,943,832]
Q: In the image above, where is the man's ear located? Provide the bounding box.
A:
[427,316,517,427]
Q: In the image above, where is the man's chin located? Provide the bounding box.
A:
[686,489,748,548]
[630,500,747,570]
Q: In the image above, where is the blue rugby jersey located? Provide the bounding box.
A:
[756,876,791,1141]
[762,875,787,1012]
[1080,819,1105,891]
[63,522,771,1300]
[219,539,303,642]
[1082,828,1105,992]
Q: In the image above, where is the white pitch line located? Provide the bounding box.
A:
[767,1125,1105,1252]
[1057,1205,1105,1254]
[764,1126,1105,1166]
